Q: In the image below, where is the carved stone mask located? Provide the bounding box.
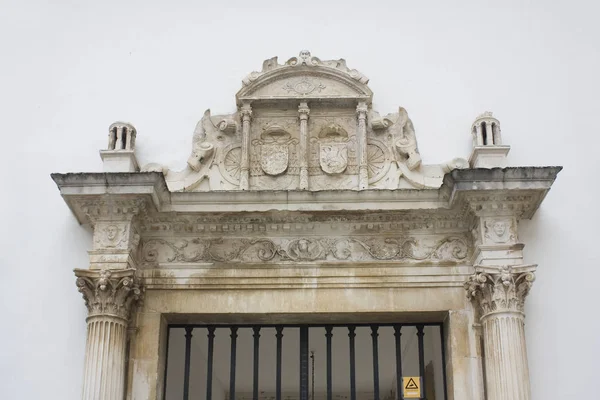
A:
[298,239,309,252]
[493,221,507,237]
[106,225,118,241]
[299,50,311,63]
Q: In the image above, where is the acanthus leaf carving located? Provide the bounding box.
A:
[465,267,535,316]
[75,269,143,321]
[140,235,470,265]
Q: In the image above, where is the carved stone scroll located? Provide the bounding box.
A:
[140,235,470,265]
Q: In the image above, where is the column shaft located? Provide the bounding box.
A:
[82,316,128,400]
[482,312,530,400]
[298,102,310,190]
[465,267,535,400]
[356,102,368,190]
[239,103,252,190]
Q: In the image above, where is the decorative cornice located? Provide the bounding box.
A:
[50,172,169,225]
[51,167,561,220]
[464,266,535,317]
[75,269,143,321]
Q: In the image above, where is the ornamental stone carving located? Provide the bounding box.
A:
[483,217,516,244]
[140,50,469,192]
[140,235,470,265]
[464,267,535,315]
[75,269,143,321]
[50,50,563,400]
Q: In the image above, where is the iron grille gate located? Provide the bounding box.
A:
[164,323,448,400]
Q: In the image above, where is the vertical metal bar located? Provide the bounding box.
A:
[371,325,380,400]
[276,327,283,400]
[299,327,309,400]
[183,327,193,400]
[252,326,260,400]
[162,327,171,400]
[416,325,426,400]
[206,326,216,400]
[325,327,333,400]
[229,327,238,400]
[440,324,448,400]
[348,326,357,400]
[394,325,404,400]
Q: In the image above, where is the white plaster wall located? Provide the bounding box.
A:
[1,1,598,399]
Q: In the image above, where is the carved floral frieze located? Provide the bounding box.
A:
[140,235,470,265]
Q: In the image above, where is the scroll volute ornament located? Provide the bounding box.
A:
[465,267,535,316]
[75,269,143,320]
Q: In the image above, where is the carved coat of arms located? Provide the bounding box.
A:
[260,142,289,175]
[319,142,348,174]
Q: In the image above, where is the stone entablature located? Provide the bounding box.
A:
[51,51,561,400]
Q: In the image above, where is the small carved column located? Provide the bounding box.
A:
[75,269,142,400]
[298,101,310,190]
[466,214,535,400]
[475,123,484,146]
[239,102,253,190]
[356,101,369,190]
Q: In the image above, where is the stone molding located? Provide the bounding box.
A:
[464,265,536,317]
[75,269,143,321]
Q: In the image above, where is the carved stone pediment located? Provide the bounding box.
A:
[237,51,372,103]
[138,50,477,192]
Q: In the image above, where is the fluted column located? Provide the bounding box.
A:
[465,266,535,400]
[298,101,310,190]
[76,269,143,400]
[356,101,368,190]
[239,102,253,190]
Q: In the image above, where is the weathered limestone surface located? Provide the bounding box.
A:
[75,269,142,400]
[51,51,561,400]
[466,266,535,400]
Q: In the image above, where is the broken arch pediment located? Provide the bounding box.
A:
[142,50,468,192]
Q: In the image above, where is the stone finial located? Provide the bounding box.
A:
[469,112,510,168]
[100,121,140,172]
[107,122,137,151]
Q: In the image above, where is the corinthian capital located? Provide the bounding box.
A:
[75,269,143,321]
[465,266,535,317]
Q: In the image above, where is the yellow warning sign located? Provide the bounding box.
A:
[403,376,422,398]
